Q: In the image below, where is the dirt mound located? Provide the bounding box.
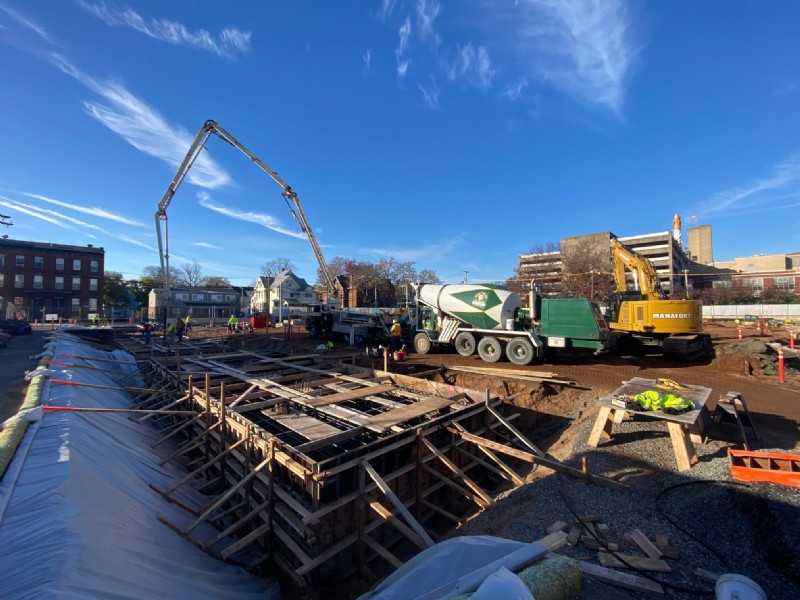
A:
[718,340,800,376]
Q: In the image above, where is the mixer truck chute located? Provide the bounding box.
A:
[412,283,610,366]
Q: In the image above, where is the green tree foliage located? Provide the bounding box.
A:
[103,272,129,309]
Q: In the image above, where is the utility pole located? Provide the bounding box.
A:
[463,271,469,284]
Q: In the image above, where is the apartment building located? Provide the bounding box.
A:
[0,238,105,321]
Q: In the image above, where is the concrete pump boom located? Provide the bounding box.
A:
[154,119,337,297]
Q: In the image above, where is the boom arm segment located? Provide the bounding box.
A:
[609,237,662,300]
[154,119,337,296]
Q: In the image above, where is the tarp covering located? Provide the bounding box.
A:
[359,535,546,600]
[0,332,278,599]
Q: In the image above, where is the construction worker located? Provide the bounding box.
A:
[390,319,402,352]
[175,317,185,343]
[184,314,192,332]
[227,314,238,333]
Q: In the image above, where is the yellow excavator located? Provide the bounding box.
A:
[608,237,711,360]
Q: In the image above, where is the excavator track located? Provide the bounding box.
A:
[661,334,712,361]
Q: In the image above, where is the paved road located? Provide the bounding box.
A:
[0,331,46,423]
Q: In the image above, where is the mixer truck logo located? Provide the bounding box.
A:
[471,292,489,310]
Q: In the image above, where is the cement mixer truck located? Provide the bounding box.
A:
[412,283,610,366]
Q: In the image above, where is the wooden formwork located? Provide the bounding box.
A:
[115,335,546,586]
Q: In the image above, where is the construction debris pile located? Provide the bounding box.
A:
[720,340,800,376]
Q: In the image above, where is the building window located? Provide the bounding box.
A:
[226,295,236,302]
[90,260,99,274]
[71,298,81,313]
[72,277,81,291]
[774,277,796,291]
[741,278,764,293]
[0,253,4,267]
[34,256,44,269]
[89,278,98,292]
[55,276,64,290]
[34,275,43,289]
[15,274,24,288]
[16,255,24,267]
[89,298,98,311]
[56,258,64,271]
[712,280,732,289]
[192,293,204,301]
[0,274,4,287]
[14,296,24,306]
[210,294,223,302]
[175,292,188,301]
[73,259,82,271]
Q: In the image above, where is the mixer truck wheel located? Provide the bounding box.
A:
[506,338,535,366]
[413,332,432,354]
[454,332,476,356]
[477,336,504,363]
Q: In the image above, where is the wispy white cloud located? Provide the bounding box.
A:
[377,0,397,21]
[415,0,442,46]
[0,197,69,228]
[75,0,251,59]
[502,77,528,101]
[49,54,231,189]
[363,49,371,73]
[362,235,463,261]
[693,153,800,220]
[113,233,158,252]
[418,78,440,108]
[447,42,494,89]
[197,192,307,240]
[191,241,222,249]
[508,0,639,115]
[0,2,59,45]
[23,192,145,227]
[396,16,412,78]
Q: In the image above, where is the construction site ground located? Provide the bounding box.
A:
[2,321,799,598]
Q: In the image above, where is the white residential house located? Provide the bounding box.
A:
[251,270,316,317]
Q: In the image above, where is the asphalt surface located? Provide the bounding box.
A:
[0,330,45,423]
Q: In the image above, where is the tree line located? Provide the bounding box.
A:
[103,257,443,312]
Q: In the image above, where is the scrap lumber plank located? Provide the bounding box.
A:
[303,384,396,407]
[369,501,429,550]
[597,551,672,572]
[362,460,435,548]
[488,405,544,457]
[631,529,663,559]
[364,397,456,433]
[546,520,569,534]
[451,428,630,492]
[566,526,582,546]
[655,544,681,560]
[655,534,669,547]
[578,561,664,594]
[581,536,601,550]
[420,436,494,508]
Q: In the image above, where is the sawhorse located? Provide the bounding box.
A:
[711,392,759,450]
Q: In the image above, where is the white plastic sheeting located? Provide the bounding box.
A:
[0,333,278,599]
[359,535,546,600]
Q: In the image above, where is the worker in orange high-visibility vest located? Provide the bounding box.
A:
[390,319,403,353]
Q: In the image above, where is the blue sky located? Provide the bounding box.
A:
[1,1,799,286]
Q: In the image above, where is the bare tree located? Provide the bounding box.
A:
[175,261,207,288]
[205,276,232,287]
[141,265,180,289]
[262,257,297,277]
[417,268,442,284]
[560,235,614,300]
[509,242,561,296]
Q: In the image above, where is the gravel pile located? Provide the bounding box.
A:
[458,415,800,599]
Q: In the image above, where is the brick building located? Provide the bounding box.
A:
[0,238,105,322]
